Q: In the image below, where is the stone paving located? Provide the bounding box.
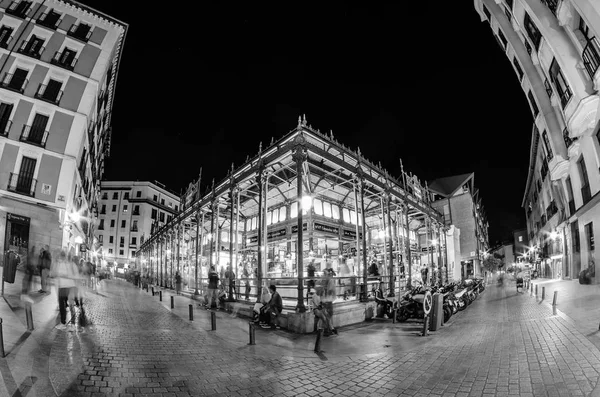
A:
[0,272,600,396]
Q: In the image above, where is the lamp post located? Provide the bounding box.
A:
[292,132,307,313]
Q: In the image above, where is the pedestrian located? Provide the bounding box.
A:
[322,268,336,336]
[311,287,337,335]
[224,264,236,299]
[254,286,271,324]
[21,246,36,304]
[38,245,52,293]
[175,271,182,295]
[260,284,282,330]
[50,250,78,330]
[205,266,219,310]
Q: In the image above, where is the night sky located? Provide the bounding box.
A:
[84,1,533,245]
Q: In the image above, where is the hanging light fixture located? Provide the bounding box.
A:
[301,195,312,211]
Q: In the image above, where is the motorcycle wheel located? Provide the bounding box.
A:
[396,308,409,322]
[458,300,467,311]
[451,303,458,314]
[443,307,452,322]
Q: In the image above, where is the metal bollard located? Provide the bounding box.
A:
[211,311,216,331]
[392,308,397,324]
[159,291,162,301]
[552,291,558,306]
[25,304,34,331]
[152,287,155,296]
[171,296,174,309]
[421,315,429,336]
[248,321,256,345]
[542,287,545,300]
[535,285,538,296]
[189,304,193,321]
[314,328,323,353]
[0,318,4,358]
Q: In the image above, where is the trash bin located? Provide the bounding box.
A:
[3,251,19,284]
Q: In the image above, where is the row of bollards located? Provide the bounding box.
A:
[529,282,558,306]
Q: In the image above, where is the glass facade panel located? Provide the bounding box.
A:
[314,198,323,215]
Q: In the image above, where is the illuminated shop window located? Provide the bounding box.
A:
[291,202,298,218]
[323,202,332,218]
[332,205,340,220]
[266,211,272,226]
[314,198,323,215]
[279,206,287,222]
[343,208,350,223]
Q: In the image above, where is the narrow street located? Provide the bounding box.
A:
[1,273,600,396]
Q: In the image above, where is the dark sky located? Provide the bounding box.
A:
[83,1,532,244]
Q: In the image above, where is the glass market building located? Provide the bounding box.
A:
[136,117,447,310]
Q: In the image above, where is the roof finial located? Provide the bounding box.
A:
[330,130,334,139]
[258,141,262,154]
[231,162,235,174]
[302,114,307,126]
[270,136,274,145]
[357,147,362,156]
[298,115,302,128]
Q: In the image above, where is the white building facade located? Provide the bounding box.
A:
[473,0,600,282]
[0,0,127,265]
[96,181,180,270]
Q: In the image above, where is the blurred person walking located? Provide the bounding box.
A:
[50,250,79,330]
[38,245,52,293]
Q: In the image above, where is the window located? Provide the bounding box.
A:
[566,177,575,214]
[153,194,158,201]
[4,67,28,92]
[527,91,539,117]
[68,22,92,42]
[497,30,508,49]
[343,208,351,223]
[578,157,591,204]
[136,191,141,198]
[279,207,287,222]
[505,0,513,9]
[131,237,137,245]
[21,113,49,146]
[132,220,138,230]
[37,8,62,29]
[134,205,140,214]
[512,58,524,81]
[100,205,106,214]
[0,26,13,48]
[159,212,165,222]
[168,202,172,208]
[504,6,511,21]
[121,220,126,228]
[6,0,31,18]
[291,202,298,218]
[518,236,523,242]
[36,78,62,104]
[161,198,165,205]
[549,58,572,109]
[483,5,491,21]
[585,222,595,251]
[542,131,553,160]
[124,192,129,199]
[524,13,542,50]
[323,202,332,218]
[151,209,157,219]
[102,192,108,199]
[98,235,103,243]
[123,204,128,212]
[332,205,340,220]
[98,219,104,230]
[579,16,591,40]
[110,219,115,228]
[19,34,44,58]
[314,198,323,215]
[131,250,135,257]
[350,210,357,225]
[52,47,78,70]
[108,248,113,254]
[120,236,124,247]
[167,215,172,223]
[113,192,118,199]
[119,250,124,256]
[266,211,272,226]
[109,235,114,243]
[112,205,116,212]
[0,102,13,136]
[572,221,580,252]
[175,205,178,211]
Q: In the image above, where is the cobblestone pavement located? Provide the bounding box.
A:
[1,274,600,396]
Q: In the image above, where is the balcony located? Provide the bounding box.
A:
[50,51,78,71]
[130,227,138,232]
[563,127,576,148]
[17,40,44,59]
[36,11,62,30]
[132,210,140,216]
[5,1,31,19]
[34,83,63,105]
[1,73,28,93]
[7,172,36,196]
[98,225,104,230]
[540,0,559,16]
[0,120,12,137]
[544,78,552,98]
[583,37,600,81]
[0,33,13,49]
[67,24,92,43]
[20,125,48,148]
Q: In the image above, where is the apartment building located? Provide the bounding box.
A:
[429,173,490,278]
[96,181,180,268]
[473,0,600,282]
[0,0,127,265]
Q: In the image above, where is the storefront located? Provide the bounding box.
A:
[137,118,447,307]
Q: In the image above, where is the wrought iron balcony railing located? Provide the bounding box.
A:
[17,40,44,59]
[20,124,49,147]
[67,24,92,42]
[0,120,12,137]
[5,1,31,19]
[7,172,36,196]
[130,227,138,232]
[50,51,78,71]
[36,11,62,30]
[541,0,559,16]
[1,73,28,93]
[583,37,600,80]
[35,83,63,104]
[563,127,576,149]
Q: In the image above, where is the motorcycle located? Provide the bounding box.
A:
[396,287,428,322]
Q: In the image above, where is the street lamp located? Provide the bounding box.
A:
[550,231,558,240]
[301,195,312,211]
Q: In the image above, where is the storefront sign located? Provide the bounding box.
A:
[343,229,363,239]
[421,246,436,253]
[267,228,286,240]
[249,235,258,244]
[314,222,339,235]
[7,213,30,225]
[291,223,308,233]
